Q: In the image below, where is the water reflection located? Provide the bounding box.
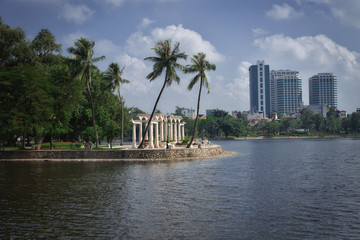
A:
[1,138,360,239]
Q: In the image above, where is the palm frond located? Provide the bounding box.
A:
[187,74,200,91]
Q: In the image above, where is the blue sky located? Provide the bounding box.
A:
[1,0,360,114]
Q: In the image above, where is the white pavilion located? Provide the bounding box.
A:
[131,114,186,149]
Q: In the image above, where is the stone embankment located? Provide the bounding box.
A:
[0,145,226,162]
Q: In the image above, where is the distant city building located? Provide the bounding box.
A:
[129,107,143,114]
[303,104,327,117]
[178,107,195,119]
[309,73,338,109]
[247,111,269,127]
[337,110,347,119]
[231,111,239,118]
[249,60,270,117]
[246,111,267,121]
[357,108,360,113]
[206,109,216,116]
[270,70,303,115]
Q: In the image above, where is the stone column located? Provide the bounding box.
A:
[178,120,181,141]
[145,121,149,141]
[160,119,164,142]
[170,119,173,140]
[155,122,159,148]
[182,124,185,140]
[139,121,143,143]
[132,122,137,148]
[174,119,178,142]
[164,118,168,142]
[149,122,154,148]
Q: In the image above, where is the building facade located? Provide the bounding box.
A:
[270,70,303,115]
[206,109,216,116]
[309,73,338,109]
[249,60,270,117]
[178,107,195,119]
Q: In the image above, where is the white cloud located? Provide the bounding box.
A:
[137,17,155,30]
[125,24,224,62]
[252,28,268,36]
[151,24,225,63]
[105,0,126,7]
[212,62,251,110]
[60,3,95,25]
[253,34,360,112]
[305,0,360,29]
[266,3,303,20]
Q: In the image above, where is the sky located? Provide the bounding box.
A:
[1,0,360,114]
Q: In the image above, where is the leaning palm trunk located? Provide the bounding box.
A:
[121,99,124,145]
[87,80,100,148]
[118,89,124,146]
[138,78,167,149]
[187,79,203,148]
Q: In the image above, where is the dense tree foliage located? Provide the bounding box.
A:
[0,20,132,148]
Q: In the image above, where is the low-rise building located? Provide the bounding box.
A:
[206,109,216,116]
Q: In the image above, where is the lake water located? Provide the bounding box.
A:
[1,138,360,239]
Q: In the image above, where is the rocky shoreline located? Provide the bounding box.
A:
[0,145,234,162]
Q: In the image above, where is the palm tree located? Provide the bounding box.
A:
[138,39,187,148]
[185,52,216,148]
[105,62,130,145]
[67,37,105,148]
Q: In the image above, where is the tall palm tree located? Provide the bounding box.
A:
[67,37,105,148]
[106,62,130,145]
[138,39,187,149]
[185,52,216,148]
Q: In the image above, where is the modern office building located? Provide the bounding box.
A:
[309,73,338,109]
[249,60,270,117]
[270,70,303,115]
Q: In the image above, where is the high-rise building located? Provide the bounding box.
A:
[309,73,337,109]
[249,60,270,117]
[270,70,302,115]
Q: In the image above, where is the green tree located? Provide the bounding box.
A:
[67,38,105,147]
[213,109,228,118]
[313,113,325,132]
[1,65,53,148]
[105,62,130,145]
[31,29,61,62]
[300,108,314,130]
[263,121,280,137]
[138,39,187,148]
[0,17,35,69]
[350,112,360,132]
[280,117,298,135]
[326,108,341,134]
[185,52,216,147]
[219,118,235,138]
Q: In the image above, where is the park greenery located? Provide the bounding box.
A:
[177,107,360,139]
[1,18,359,149]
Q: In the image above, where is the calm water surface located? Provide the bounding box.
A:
[1,138,360,239]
